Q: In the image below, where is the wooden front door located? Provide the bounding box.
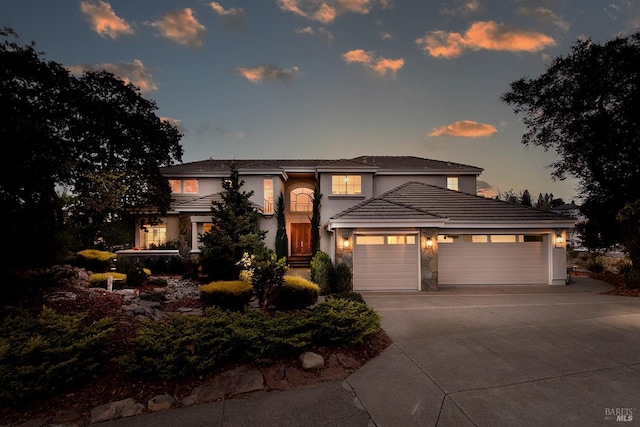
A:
[291,223,312,256]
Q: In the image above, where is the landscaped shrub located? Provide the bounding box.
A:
[122,262,149,288]
[89,272,127,288]
[199,280,253,311]
[587,256,606,273]
[0,307,114,405]
[624,269,640,289]
[75,249,117,273]
[310,251,335,295]
[249,252,288,310]
[228,310,312,365]
[328,291,366,304]
[272,276,320,310]
[121,308,233,380]
[617,259,633,276]
[334,262,353,293]
[309,299,380,346]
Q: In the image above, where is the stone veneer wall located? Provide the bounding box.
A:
[334,228,354,272]
[420,228,438,291]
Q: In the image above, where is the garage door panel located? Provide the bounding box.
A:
[353,235,419,291]
[439,241,548,285]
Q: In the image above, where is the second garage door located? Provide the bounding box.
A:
[438,234,549,285]
[353,234,420,291]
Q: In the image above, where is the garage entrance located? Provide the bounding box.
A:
[353,233,420,291]
[438,234,549,285]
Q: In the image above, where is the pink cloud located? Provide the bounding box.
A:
[67,59,157,93]
[428,120,497,138]
[277,0,378,23]
[80,1,133,39]
[234,65,300,83]
[150,8,206,47]
[342,49,404,77]
[210,2,245,27]
[416,21,555,58]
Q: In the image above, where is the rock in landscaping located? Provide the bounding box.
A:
[212,365,265,395]
[299,351,325,370]
[89,398,144,424]
[148,394,176,412]
[51,408,82,424]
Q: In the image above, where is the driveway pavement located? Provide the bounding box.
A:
[100,277,640,426]
[350,277,640,426]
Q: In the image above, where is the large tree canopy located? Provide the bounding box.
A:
[0,29,183,271]
[501,31,640,275]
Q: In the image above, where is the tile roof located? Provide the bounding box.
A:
[331,182,574,225]
[160,156,482,175]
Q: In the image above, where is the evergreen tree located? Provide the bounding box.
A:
[275,192,288,259]
[310,183,322,256]
[198,162,267,280]
[521,189,532,207]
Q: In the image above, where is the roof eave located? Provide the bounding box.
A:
[326,218,448,231]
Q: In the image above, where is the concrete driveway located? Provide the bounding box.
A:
[348,277,640,426]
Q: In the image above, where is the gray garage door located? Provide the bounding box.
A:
[438,234,548,285]
[353,234,419,291]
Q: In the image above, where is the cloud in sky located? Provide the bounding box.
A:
[606,0,640,33]
[379,31,393,40]
[150,8,205,47]
[439,0,482,17]
[477,179,497,198]
[416,21,555,58]
[68,59,158,93]
[80,1,133,39]
[210,2,245,27]
[234,64,300,83]
[277,0,379,24]
[295,26,334,45]
[342,49,404,77]
[160,117,187,134]
[428,120,497,138]
[518,6,570,32]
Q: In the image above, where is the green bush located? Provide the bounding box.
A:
[89,272,126,288]
[75,249,117,273]
[0,307,114,405]
[617,259,633,276]
[310,251,335,295]
[334,263,353,293]
[199,280,253,311]
[587,256,606,273]
[273,276,320,310]
[329,291,366,304]
[228,310,312,365]
[121,308,232,380]
[625,269,640,289]
[309,299,380,346]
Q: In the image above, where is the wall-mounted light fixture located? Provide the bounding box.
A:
[555,231,564,248]
[426,237,433,248]
[343,239,350,249]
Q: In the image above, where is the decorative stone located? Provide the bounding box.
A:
[336,353,360,370]
[51,408,82,424]
[89,398,143,424]
[299,351,324,370]
[148,394,176,411]
[211,365,264,395]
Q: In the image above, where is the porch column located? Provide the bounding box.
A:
[420,228,438,291]
[334,228,353,271]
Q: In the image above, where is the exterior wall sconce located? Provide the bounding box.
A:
[426,237,433,248]
[555,233,564,248]
[343,239,350,249]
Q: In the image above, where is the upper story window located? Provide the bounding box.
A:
[290,187,313,212]
[332,175,362,195]
[168,179,198,194]
[263,178,274,215]
[447,177,459,191]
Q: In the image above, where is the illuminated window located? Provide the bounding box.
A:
[524,235,544,242]
[387,235,416,245]
[438,235,457,243]
[263,178,274,215]
[290,187,313,212]
[142,225,166,248]
[184,179,198,194]
[447,177,459,191]
[202,223,213,234]
[332,175,362,195]
[462,235,488,243]
[168,179,181,193]
[356,235,385,245]
[491,235,517,243]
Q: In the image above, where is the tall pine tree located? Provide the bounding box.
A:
[198,162,267,280]
[275,192,288,259]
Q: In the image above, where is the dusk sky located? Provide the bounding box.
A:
[4,1,639,201]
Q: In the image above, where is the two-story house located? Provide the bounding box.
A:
[133,156,575,291]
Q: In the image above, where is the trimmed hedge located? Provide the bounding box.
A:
[76,249,117,273]
[273,276,320,310]
[200,280,253,311]
[310,299,380,345]
[89,272,126,288]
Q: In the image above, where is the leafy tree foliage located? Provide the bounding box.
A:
[275,192,288,259]
[501,31,640,273]
[198,162,267,280]
[310,183,322,256]
[0,29,182,272]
